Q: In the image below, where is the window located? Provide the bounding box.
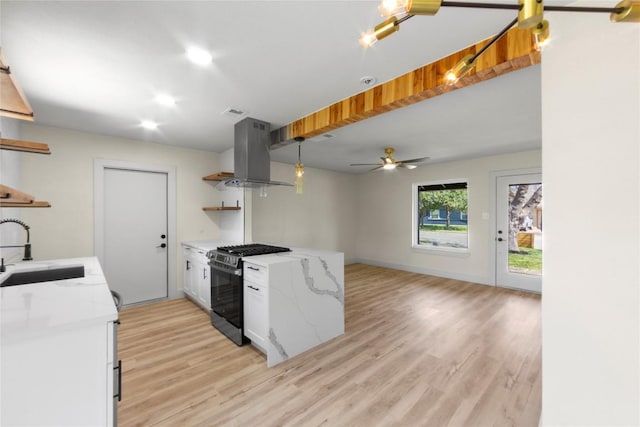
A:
[414,180,468,251]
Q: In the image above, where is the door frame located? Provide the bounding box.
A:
[489,167,542,288]
[94,159,179,300]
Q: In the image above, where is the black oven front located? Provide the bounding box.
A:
[209,252,246,346]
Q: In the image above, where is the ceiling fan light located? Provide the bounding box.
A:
[405,164,417,169]
[383,163,396,170]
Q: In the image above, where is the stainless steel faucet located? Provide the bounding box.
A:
[0,218,33,261]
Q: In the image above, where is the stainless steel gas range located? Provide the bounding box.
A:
[208,244,290,346]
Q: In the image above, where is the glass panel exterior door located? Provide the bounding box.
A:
[496,174,543,293]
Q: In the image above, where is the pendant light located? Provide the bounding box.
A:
[295,139,304,194]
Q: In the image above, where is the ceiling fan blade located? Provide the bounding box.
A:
[398,163,418,169]
[369,165,384,171]
[350,163,382,166]
[398,157,430,164]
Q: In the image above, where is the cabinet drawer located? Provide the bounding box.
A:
[244,263,267,285]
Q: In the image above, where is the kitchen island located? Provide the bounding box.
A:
[242,248,344,367]
[0,257,119,426]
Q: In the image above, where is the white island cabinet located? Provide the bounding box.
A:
[0,257,119,427]
[243,262,269,352]
[243,248,344,368]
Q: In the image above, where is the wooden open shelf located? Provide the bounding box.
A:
[202,206,241,212]
[203,199,241,211]
[0,201,50,208]
[0,184,35,203]
[0,48,34,122]
[1,138,51,154]
[203,172,234,181]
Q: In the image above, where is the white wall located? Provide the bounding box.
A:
[354,150,541,284]
[541,13,639,425]
[18,124,222,292]
[251,161,358,260]
[0,117,24,262]
[217,147,245,243]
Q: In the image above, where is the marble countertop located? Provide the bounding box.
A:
[0,257,118,341]
[181,239,241,252]
[242,247,344,267]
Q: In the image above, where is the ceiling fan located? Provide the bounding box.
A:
[350,147,429,171]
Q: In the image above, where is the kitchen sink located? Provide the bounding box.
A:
[0,265,85,287]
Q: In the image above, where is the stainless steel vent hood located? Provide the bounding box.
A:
[220,117,293,189]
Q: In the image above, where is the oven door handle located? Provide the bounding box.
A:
[210,263,243,276]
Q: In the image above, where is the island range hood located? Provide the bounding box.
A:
[220,117,293,189]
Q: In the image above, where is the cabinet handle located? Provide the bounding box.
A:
[114,360,122,402]
[203,269,207,280]
[248,285,259,291]
[186,260,190,270]
[247,266,260,271]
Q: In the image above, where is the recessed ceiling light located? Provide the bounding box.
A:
[360,75,377,86]
[186,47,212,66]
[155,94,176,107]
[141,120,158,130]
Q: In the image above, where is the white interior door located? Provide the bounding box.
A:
[102,168,168,305]
[496,173,543,293]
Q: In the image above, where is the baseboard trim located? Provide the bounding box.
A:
[350,258,494,287]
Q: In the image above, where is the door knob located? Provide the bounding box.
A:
[160,234,166,239]
[157,243,167,248]
[497,238,503,242]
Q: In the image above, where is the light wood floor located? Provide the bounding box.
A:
[118,264,541,427]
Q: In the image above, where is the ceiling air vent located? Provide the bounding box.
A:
[222,107,245,117]
[307,133,335,143]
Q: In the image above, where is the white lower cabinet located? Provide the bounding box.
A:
[243,262,268,352]
[182,246,211,311]
[1,320,118,426]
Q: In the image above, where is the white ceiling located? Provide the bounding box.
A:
[0,0,560,173]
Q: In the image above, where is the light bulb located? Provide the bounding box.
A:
[155,94,176,107]
[141,120,158,130]
[359,17,399,48]
[444,54,475,86]
[379,0,408,17]
[444,70,459,85]
[186,47,212,66]
[533,20,550,52]
[383,163,396,170]
[359,30,377,48]
[295,163,304,194]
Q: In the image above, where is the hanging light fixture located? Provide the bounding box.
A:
[361,0,639,68]
[444,17,518,86]
[359,16,400,47]
[295,138,305,194]
[379,0,442,17]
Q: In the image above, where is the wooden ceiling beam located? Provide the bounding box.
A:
[272,27,540,147]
